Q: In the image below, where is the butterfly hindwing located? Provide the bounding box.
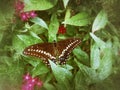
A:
[57,38,81,64]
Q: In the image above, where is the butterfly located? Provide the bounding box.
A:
[23,38,81,66]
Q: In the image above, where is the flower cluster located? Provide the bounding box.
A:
[58,25,66,34]
[22,73,43,90]
[14,0,37,21]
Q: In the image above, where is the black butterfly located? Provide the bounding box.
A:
[23,38,81,66]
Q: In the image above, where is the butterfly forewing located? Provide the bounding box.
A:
[23,43,56,64]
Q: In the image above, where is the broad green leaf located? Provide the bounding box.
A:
[90,33,113,80]
[17,33,42,46]
[90,33,106,49]
[62,0,69,8]
[75,59,98,82]
[62,64,73,70]
[74,70,88,90]
[92,10,108,33]
[49,60,72,82]
[24,0,58,11]
[97,42,112,80]
[30,24,46,34]
[12,35,26,54]
[83,33,90,41]
[48,14,59,42]
[63,12,90,26]
[32,62,49,77]
[73,47,89,65]
[23,57,41,67]
[44,83,56,90]
[29,31,42,40]
[64,9,71,21]
[90,43,100,69]
[31,17,48,30]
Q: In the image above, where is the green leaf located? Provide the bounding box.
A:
[15,33,42,56]
[92,10,108,33]
[17,33,42,46]
[31,17,48,30]
[64,9,71,21]
[75,59,98,82]
[12,35,26,54]
[90,33,106,49]
[49,60,72,82]
[62,64,73,71]
[32,62,49,77]
[23,57,41,67]
[90,33,113,80]
[97,42,113,80]
[48,14,59,42]
[24,0,58,11]
[30,24,46,34]
[90,43,100,69]
[44,83,56,90]
[74,70,88,90]
[63,12,90,26]
[73,47,89,65]
[62,0,69,8]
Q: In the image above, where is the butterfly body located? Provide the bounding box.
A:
[23,38,81,66]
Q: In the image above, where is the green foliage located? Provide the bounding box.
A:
[92,10,108,33]
[0,0,120,90]
[63,12,90,26]
[50,60,72,82]
[31,17,48,30]
[73,47,89,66]
[48,14,59,42]
[62,0,69,8]
[32,62,49,77]
[24,0,58,11]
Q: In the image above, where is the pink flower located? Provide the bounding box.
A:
[22,73,43,90]
[36,80,43,87]
[14,0,37,21]
[58,25,66,34]
[22,83,34,90]
[19,11,37,21]
[29,11,37,18]
[20,12,29,21]
[14,0,24,13]
[23,73,31,81]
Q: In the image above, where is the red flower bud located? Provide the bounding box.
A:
[58,25,66,34]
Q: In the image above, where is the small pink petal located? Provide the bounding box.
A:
[22,83,34,90]
[37,81,43,87]
[23,73,32,81]
[14,0,24,12]
[31,78,37,83]
[29,11,37,18]
[20,12,29,21]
